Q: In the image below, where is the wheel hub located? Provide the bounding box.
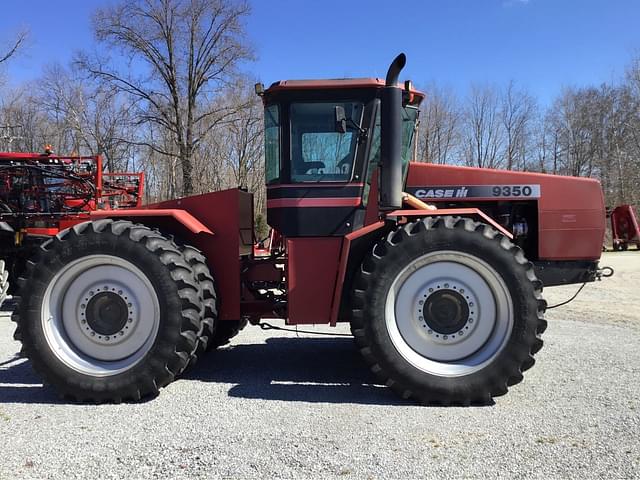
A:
[423,289,469,334]
[76,283,138,345]
[414,279,479,345]
[85,292,129,336]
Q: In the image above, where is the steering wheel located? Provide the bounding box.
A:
[300,161,325,174]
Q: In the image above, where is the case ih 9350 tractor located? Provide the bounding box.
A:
[8,54,607,404]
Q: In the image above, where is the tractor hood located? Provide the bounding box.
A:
[405,162,605,260]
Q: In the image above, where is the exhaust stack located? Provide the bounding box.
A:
[379,53,406,210]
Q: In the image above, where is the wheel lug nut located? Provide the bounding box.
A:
[90,332,95,337]
[419,300,424,305]
[444,283,449,288]
[428,330,433,334]
[128,318,133,323]
[443,335,448,340]
[469,318,474,324]
[118,290,123,295]
[105,336,110,341]
[119,331,124,336]
[81,304,86,309]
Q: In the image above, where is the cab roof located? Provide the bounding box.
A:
[264,78,425,103]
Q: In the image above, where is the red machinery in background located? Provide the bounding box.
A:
[0,150,143,294]
[611,205,640,251]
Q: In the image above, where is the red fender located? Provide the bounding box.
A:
[90,208,213,235]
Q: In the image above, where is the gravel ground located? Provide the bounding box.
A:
[0,251,639,479]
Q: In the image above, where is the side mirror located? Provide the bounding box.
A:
[334,105,347,134]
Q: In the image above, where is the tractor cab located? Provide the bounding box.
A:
[260,77,424,237]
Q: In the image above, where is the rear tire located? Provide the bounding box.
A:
[350,216,546,405]
[15,220,202,402]
[181,245,218,363]
[211,319,248,348]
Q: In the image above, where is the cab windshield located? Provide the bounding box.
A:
[363,105,420,203]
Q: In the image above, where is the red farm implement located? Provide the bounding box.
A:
[0,151,143,303]
[611,204,640,251]
[5,54,611,405]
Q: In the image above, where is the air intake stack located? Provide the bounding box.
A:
[379,53,406,210]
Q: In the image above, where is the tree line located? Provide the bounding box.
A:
[417,62,640,208]
[0,0,265,218]
[0,0,638,214]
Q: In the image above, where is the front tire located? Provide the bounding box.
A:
[15,220,202,402]
[350,216,546,405]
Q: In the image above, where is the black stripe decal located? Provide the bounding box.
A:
[267,185,363,199]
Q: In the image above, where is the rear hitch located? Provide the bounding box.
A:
[596,266,614,280]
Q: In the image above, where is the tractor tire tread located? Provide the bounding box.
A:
[350,216,546,405]
[14,219,202,403]
[211,318,248,348]
[180,244,218,364]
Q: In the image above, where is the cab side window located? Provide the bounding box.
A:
[290,102,363,183]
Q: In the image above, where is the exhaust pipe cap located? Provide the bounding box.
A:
[385,53,407,86]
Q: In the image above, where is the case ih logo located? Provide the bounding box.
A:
[413,187,470,199]
[409,185,541,200]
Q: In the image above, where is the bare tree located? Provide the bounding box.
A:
[501,81,536,170]
[546,88,591,177]
[627,56,640,98]
[0,30,28,65]
[79,0,253,196]
[463,84,504,168]
[216,82,264,206]
[417,85,460,164]
[194,77,266,231]
[37,64,137,171]
[534,114,562,174]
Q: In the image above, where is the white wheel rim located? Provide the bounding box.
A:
[385,251,513,377]
[41,255,160,377]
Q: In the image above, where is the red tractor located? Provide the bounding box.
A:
[9,55,607,404]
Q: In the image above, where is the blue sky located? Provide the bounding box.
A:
[1,0,639,106]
